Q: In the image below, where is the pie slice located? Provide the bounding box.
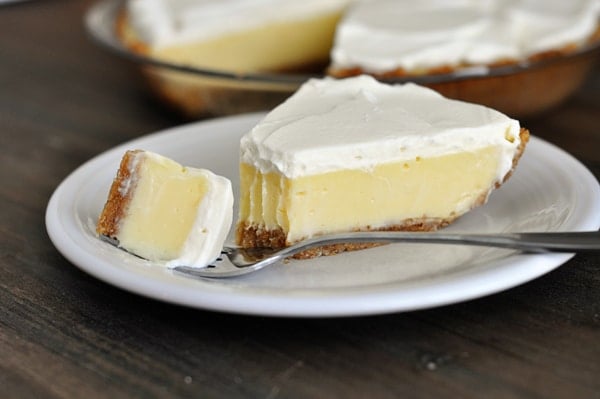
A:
[236,75,529,257]
[96,150,233,267]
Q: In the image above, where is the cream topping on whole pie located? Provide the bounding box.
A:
[330,0,600,73]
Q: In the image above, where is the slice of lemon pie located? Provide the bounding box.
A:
[97,150,233,268]
[236,75,529,256]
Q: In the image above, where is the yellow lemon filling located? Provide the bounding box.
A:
[239,146,502,245]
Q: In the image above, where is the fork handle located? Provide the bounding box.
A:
[285,231,600,255]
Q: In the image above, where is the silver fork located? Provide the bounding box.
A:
[173,230,600,278]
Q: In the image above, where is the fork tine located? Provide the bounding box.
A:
[173,246,271,278]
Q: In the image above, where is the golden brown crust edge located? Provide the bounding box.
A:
[95,150,142,238]
[499,127,529,187]
[115,9,151,55]
[236,128,530,259]
[236,219,455,259]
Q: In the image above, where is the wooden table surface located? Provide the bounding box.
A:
[2,1,599,398]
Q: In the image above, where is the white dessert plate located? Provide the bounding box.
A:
[46,113,600,317]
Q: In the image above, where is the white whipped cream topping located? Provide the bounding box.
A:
[127,0,353,48]
[331,0,600,73]
[240,76,521,180]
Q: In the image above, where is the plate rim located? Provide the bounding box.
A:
[46,113,600,317]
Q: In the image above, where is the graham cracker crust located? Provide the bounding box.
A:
[96,150,142,239]
[236,218,455,259]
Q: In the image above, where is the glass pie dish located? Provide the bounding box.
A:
[86,0,600,119]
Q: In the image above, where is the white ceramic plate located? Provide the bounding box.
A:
[46,113,600,317]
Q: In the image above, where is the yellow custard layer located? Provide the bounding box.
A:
[118,156,209,261]
[239,146,502,244]
[151,13,342,73]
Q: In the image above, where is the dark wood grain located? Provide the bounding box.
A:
[1,1,599,398]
